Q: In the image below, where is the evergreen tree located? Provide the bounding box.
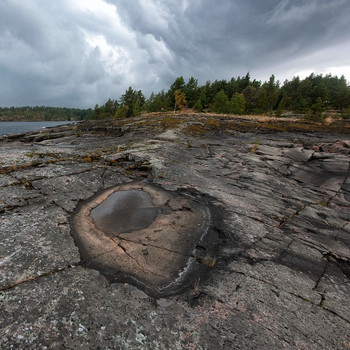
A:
[168,77,185,109]
[275,95,286,117]
[243,86,259,113]
[305,97,325,121]
[256,88,268,113]
[211,90,231,114]
[227,77,240,97]
[119,87,145,117]
[198,86,209,109]
[193,99,203,112]
[184,77,199,108]
[144,90,169,112]
[230,93,246,114]
[238,72,251,91]
[329,75,349,111]
[264,75,279,112]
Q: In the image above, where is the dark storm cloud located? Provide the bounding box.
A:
[0,0,350,108]
[0,0,126,107]
[114,0,350,82]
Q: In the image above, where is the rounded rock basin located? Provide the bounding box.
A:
[71,181,220,298]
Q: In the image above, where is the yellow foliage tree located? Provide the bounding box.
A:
[174,89,187,113]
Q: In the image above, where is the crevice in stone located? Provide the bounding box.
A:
[341,222,350,231]
[116,239,169,279]
[313,262,328,291]
[196,288,225,304]
[285,175,331,197]
[240,254,272,265]
[112,235,217,269]
[115,236,193,259]
[10,165,103,187]
[320,305,350,324]
[227,266,318,304]
[327,161,350,205]
[52,200,71,214]
[322,251,350,280]
[0,204,23,214]
[100,168,107,188]
[244,233,294,264]
[200,280,310,346]
[319,291,326,307]
[277,190,341,230]
[264,326,294,347]
[0,264,74,292]
[291,236,330,256]
[278,204,307,229]
[228,266,350,324]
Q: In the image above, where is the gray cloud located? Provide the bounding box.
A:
[0,0,349,108]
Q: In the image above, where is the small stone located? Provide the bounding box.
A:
[156,298,173,308]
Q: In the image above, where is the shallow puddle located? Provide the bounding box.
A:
[90,190,158,235]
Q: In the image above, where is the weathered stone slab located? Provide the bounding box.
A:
[203,267,350,349]
[1,117,349,349]
[316,263,350,322]
[288,157,349,192]
[0,204,80,288]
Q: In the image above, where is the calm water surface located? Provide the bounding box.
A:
[0,121,76,136]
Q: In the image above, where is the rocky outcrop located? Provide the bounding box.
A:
[1,115,349,349]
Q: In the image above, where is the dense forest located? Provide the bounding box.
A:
[95,73,350,121]
[1,73,349,122]
[0,106,93,121]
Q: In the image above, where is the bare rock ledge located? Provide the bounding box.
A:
[1,114,350,349]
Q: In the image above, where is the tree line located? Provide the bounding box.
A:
[0,106,93,121]
[2,73,349,122]
[95,73,350,121]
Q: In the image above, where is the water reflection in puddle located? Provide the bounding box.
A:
[90,189,158,235]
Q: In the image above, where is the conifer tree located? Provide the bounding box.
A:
[211,90,231,114]
[230,93,246,114]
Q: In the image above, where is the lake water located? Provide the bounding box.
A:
[0,121,76,136]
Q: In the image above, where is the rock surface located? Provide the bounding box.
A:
[1,114,350,349]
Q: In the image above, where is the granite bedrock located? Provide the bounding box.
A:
[0,115,350,349]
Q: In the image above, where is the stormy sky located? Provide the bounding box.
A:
[0,0,349,108]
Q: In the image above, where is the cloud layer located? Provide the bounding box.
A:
[0,0,349,107]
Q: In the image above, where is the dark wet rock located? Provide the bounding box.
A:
[1,115,350,349]
[289,158,349,192]
[283,147,314,162]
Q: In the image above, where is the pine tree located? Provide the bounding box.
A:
[211,90,231,114]
[184,77,199,108]
[193,99,203,112]
[230,93,246,114]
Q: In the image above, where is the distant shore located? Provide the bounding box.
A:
[0,117,75,122]
[0,120,77,136]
